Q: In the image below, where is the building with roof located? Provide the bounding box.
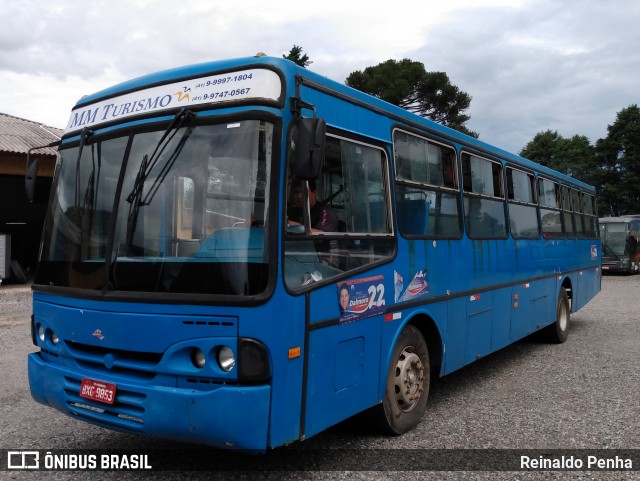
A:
[0,112,62,283]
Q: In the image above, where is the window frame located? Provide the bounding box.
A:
[283,127,396,292]
[460,151,508,240]
[506,166,540,240]
[392,128,462,239]
[538,176,564,240]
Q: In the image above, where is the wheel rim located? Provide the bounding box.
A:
[558,299,568,331]
[393,346,425,412]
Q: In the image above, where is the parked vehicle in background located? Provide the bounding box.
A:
[600,215,640,274]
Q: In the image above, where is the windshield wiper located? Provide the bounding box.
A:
[81,142,102,258]
[124,108,194,253]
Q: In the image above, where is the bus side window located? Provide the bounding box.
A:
[461,153,507,239]
[571,188,585,239]
[561,185,576,239]
[393,130,461,238]
[506,168,539,239]
[539,178,563,239]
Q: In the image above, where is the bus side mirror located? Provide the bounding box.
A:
[294,117,325,180]
[25,154,39,203]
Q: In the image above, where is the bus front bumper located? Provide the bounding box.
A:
[28,352,271,451]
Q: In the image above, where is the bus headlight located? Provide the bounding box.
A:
[217,346,236,372]
[191,348,206,369]
[38,325,45,342]
[50,331,60,345]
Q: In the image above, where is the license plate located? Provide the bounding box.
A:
[80,378,117,405]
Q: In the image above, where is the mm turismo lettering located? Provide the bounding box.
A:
[67,94,173,131]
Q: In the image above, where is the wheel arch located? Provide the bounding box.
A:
[404,312,444,378]
[560,276,574,311]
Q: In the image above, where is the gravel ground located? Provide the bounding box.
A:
[0,275,638,480]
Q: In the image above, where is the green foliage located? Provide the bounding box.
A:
[346,59,477,138]
[283,45,312,68]
[520,104,640,216]
[595,104,640,216]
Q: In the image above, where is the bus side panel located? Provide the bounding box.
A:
[491,287,512,351]
[465,291,493,364]
[572,267,600,312]
[240,299,307,449]
[510,282,534,340]
[303,317,382,439]
[442,297,466,375]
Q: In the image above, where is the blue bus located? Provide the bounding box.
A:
[28,55,601,451]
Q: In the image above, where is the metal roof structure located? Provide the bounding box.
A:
[0,112,63,157]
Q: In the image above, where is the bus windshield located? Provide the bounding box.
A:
[600,222,628,257]
[36,119,274,296]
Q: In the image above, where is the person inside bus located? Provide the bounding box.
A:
[287,179,340,269]
[287,179,338,233]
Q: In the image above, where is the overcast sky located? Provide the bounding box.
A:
[1,0,638,153]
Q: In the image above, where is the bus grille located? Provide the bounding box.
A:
[66,341,161,380]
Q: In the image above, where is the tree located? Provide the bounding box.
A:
[345,59,477,137]
[520,129,604,209]
[520,130,563,167]
[520,104,640,216]
[595,104,640,216]
[283,45,312,68]
[520,130,595,182]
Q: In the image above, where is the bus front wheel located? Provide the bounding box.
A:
[376,324,430,435]
[542,287,570,343]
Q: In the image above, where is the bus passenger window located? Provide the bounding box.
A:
[583,193,598,238]
[539,178,563,239]
[461,153,507,239]
[393,130,461,238]
[506,168,539,239]
[561,185,576,239]
[571,188,585,239]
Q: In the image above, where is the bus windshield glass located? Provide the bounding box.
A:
[600,222,628,257]
[37,119,274,296]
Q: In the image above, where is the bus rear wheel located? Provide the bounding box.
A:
[376,324,430,435]
[542,287,570,343]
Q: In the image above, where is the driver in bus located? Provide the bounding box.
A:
[287,179,340,268]
[287,180,338,233]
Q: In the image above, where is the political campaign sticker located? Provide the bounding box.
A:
[337,275,385,323]
[397,269,430,302]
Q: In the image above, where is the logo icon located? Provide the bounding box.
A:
[7,451,39,469]
[92,329,105,341]
[175,86,191,102]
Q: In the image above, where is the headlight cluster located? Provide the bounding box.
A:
[189,340,270,382]
[190,346,236,372]
[37,324,60,345]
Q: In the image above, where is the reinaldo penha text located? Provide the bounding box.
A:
[521,454,634,470]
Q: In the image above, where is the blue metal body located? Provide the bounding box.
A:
[28,56,601,451]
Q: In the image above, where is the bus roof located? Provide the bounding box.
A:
[72,55,595,192]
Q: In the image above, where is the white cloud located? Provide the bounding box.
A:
[1,0,638,155]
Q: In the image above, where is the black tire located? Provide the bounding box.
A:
[374,324,430,435]
[542,287,570,343]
